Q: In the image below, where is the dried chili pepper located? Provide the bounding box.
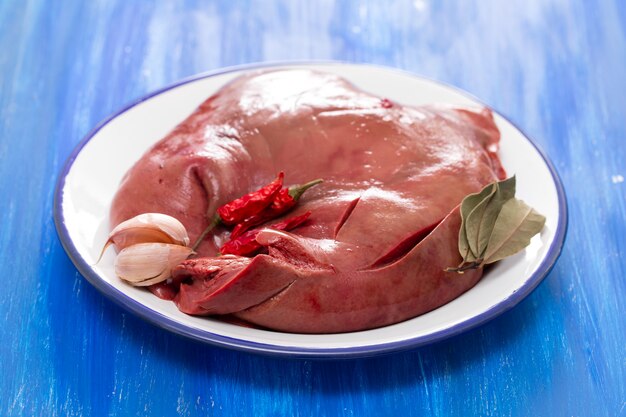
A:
[192,174,321,251]
[220,212,312,256]
[217,172,284,225]
[192,173,284,250]
[230,178,322,239]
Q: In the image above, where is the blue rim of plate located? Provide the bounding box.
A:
[53,61,568,359]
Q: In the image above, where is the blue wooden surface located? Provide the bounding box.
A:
[1,1,624,416]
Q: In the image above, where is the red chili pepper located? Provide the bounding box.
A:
[192,173,284,250]
[192,174,321,251]
[220,212,312,256]
[217,172,284,225]
[230,178,322,239]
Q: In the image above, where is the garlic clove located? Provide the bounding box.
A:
[99,213,190,261]
[110,213,190,247]
[115,243,194,286]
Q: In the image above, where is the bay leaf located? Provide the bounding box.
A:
[482,198,546,264]
[458,183,496,262]
[458,227,477,263]
[466,176,516,259]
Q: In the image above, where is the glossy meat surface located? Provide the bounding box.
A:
[110,69,504,333]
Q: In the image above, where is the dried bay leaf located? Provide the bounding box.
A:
[482,198,546,264]
[458,183,496,262]
[459,226,477,263]
[476,176,515,258]
[447,176,545,273]
[470,176,516,258]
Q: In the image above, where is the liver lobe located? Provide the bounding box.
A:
[111,69,504,333]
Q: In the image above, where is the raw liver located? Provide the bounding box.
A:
[110,69,505,333]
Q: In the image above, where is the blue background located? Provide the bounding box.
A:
[1,1,624,416]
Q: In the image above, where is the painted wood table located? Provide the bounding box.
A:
[1,1,624,416]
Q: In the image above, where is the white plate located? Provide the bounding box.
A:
[54,62,567,358]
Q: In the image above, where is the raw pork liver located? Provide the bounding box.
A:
[110,69,505,333]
